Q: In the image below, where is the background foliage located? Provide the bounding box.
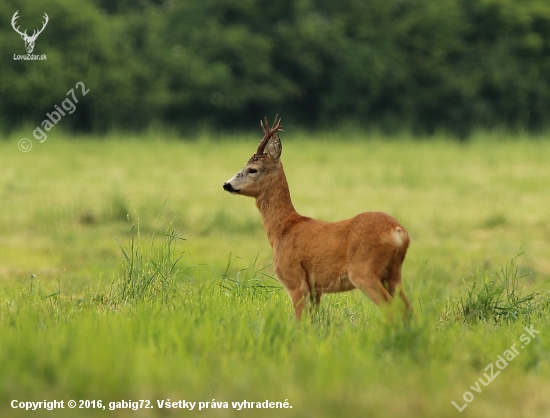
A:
[1,0,550,135]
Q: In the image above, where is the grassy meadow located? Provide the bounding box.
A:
[1,130,550,417]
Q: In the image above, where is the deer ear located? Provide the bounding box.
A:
[267,134,282,161]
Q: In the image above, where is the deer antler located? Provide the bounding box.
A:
[256,115,283,155]
[11,11,26,37]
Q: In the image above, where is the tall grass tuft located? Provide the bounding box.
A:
[217,254,282,301]
[111,220,185,306]
[456,255,550,325]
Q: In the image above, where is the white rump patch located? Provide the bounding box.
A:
[392,227,405,247]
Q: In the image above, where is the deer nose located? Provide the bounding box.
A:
[223,182,235,192]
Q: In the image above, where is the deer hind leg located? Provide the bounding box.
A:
[349,267,413,323]
[347,262,393,307]
[348,252,413,320]
[384,256,413,317]
[382,260,414,322]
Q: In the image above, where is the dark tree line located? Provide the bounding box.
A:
[1,0,550,136]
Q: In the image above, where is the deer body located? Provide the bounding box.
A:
[223,116,412,318]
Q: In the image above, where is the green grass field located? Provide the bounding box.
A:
[1,130,550,417]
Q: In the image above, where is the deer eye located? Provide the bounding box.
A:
[248,168,258,174]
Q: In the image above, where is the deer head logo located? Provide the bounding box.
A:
[11,11,49,54]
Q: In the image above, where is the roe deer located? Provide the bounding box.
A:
[223,116,412,319]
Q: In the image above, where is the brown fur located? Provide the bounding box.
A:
[223,130,412,319]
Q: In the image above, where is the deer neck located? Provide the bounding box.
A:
[255,163,301,249]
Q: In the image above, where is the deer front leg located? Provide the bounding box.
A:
[288,285,322,319]
[289,287,307,319]
[278,266,320,319]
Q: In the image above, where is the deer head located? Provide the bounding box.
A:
[12,11,49,54]
[223,115,284,197]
